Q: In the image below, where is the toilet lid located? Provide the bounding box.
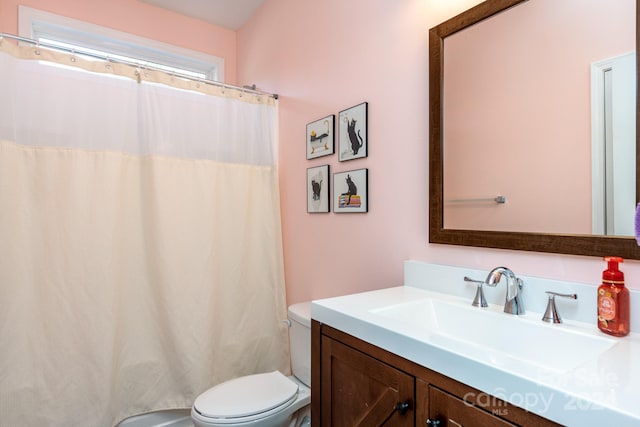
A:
[194,371,298,419]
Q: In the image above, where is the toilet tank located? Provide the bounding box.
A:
[288,302,311,387]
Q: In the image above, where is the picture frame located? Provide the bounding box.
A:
[307,165,330,213]
[333,168,368,213]
[338,102,368,161]
[306,115,335,159]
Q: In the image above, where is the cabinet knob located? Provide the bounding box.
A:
[426,419,442,426]
[395,401,411,415]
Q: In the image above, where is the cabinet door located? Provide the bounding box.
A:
[417,382,517,427]
[320,335,414,426]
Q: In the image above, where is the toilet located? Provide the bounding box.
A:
[191,302,312,427]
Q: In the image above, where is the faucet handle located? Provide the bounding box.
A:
[542,291,577,324]
[464,276,488,308]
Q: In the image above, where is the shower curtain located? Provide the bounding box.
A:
[0,41,289,427]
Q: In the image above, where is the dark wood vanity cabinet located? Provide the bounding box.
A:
[418,382,517,427]
[319,334,414,426]
[312,320,562,427]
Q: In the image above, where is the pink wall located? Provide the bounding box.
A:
[238,0,640,304]
[0,0,238,84]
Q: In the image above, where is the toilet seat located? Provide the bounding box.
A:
[193,371,298,424]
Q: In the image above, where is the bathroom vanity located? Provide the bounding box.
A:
[312,322,559,426]
[310,262,640,427]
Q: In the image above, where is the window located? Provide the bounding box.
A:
[18,6,224,82]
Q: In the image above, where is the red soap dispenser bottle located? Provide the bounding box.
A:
[597,256,630,337]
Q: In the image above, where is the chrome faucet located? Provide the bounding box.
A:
[485,267,525,315]
[542,291,577,323]
[464,276,488,307]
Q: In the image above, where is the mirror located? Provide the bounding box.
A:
[429,0,640,259]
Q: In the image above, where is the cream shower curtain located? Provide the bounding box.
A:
[0,42,289,427]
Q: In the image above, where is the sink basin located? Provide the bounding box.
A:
[371,297,617,373]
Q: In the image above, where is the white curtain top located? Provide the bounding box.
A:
[0,41,278,166]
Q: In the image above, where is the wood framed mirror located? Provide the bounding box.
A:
[429,0,640,259]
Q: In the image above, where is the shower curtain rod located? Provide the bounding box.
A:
[0,32,278,99]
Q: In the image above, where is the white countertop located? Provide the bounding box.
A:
[311,262,640,427]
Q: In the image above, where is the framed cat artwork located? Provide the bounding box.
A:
[338,102,368,162]
[333,168,368,213]
[307,165,330,213]
[306,115,335,159]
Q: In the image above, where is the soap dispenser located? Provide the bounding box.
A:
[597,256,629,337]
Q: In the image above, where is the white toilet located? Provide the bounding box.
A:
[191,302,312,427]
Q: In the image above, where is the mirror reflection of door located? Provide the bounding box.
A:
[591,52,636,236]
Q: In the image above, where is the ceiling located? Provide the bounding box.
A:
[139,0,266,30]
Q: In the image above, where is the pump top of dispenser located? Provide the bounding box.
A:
[603,256,624,284]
